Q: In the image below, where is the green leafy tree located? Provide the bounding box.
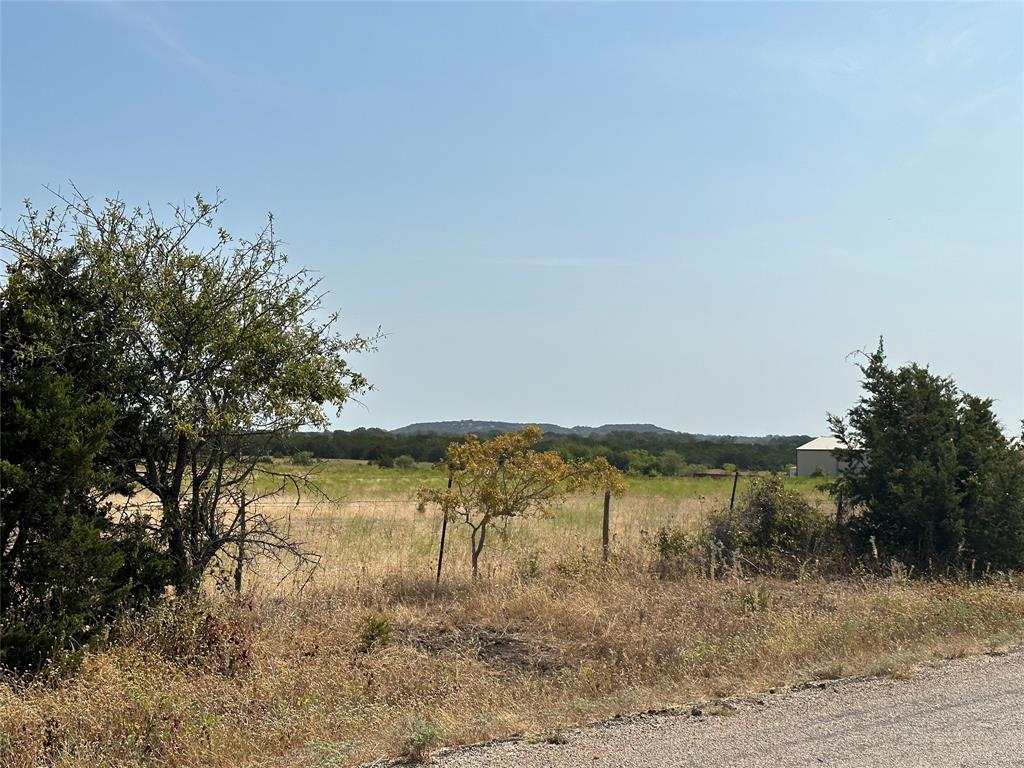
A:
[829,341,1024,570]
[621,449,658,476]
[1,236,171,671]
[2,189,375,594]
[656,450,685,477]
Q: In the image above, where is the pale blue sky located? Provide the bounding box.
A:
[2,2,1021,435]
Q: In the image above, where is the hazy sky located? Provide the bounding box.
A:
[3,2,1022,436]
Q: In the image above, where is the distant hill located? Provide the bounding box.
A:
[391,420,677,437]
[682,433,808,446]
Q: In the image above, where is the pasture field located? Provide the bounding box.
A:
[248,460,834,584]
[3,461,1023,767]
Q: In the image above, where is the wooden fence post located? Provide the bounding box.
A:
[602,489,612,562]
[729,470,740,510]
[435,473,453,585]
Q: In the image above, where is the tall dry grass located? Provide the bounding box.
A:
[2,473,1022,767]
[244,466,835,588]
[3,572,1022,768]
[254,490,717,588]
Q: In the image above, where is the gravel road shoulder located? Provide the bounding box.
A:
[432,648,1024,768]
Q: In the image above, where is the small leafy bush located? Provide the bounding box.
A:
[738,583,773,613]
[394,454,416,469]
[356,613,391,653]
[403,716,442,763]
[291,450,316,466]
[653,525,699,579]
[554,550,597,578]
[708,476,836,575]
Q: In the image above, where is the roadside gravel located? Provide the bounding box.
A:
[433,648,1024,767]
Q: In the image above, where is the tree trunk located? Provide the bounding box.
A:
[471,523,487,579]
[234,492,247,594]
[162,494,189,588]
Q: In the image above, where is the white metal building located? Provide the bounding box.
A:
[796,437,849,477]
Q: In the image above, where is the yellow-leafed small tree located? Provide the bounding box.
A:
[419,426,619,578]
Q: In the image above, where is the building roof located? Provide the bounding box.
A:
[796,436,848,452]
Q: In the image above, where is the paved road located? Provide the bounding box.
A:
[436,649,1024,768]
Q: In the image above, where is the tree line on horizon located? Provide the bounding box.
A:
[269,429,811,474]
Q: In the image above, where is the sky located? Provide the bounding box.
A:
[2,1,1022,436]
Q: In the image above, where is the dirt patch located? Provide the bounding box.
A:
[405,625,565,673]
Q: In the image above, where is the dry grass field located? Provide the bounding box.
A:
[3,461,1023,767]
[246,461,836,585]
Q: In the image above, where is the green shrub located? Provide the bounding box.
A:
[394,454,416,469]
[652,524,710,579]
[356,613,391,653]
[0,367,174,673]
[291,450,316,466]
[708,476,836,575]
[403,716,442,763]
[554,550,597,578]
